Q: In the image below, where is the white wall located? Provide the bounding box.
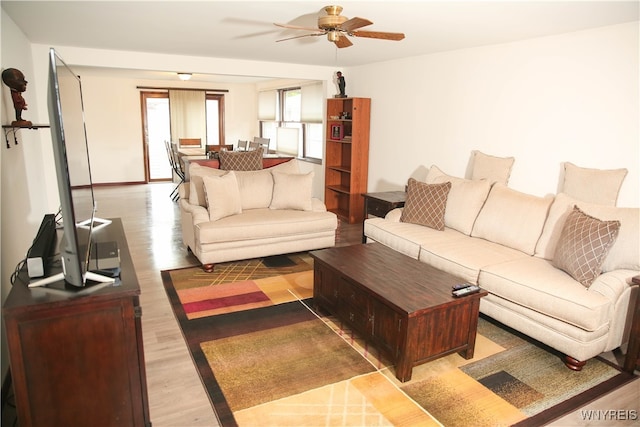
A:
[348,22,639,207]
[27,44,336,196]
[57,70,261,184]
[0,9,52,382]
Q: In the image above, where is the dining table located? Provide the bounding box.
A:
[180,153,294,180]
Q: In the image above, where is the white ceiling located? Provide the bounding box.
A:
[3,1,638,81]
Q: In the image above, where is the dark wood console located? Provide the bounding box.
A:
[2,218,151,427]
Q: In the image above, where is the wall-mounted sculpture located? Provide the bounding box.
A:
[2,68,32,126]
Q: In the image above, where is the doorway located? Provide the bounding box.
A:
[141,92,172,181]
[141,91,226,182]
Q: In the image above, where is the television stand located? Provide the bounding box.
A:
[27,270,115,288]
[77,216,111,231]
[2,218,151,426]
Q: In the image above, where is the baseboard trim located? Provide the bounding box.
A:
[92,181,147,187]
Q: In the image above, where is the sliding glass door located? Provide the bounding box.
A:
[141,90,226,182]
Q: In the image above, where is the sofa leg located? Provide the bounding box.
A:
[202,263,215,273]
[564,355,587,371]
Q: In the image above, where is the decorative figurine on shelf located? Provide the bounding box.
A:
[2,68,32,126]
[335,71,346,98]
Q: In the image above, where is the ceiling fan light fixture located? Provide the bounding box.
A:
[177,72,192,81]
[274,5,404,49]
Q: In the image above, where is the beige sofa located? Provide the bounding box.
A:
[180,160,337,271]
[364,163,639,370]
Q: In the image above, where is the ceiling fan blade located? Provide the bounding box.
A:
[276,33,325,43]
[334,35,353,49]
[274,22,321,32]
[340,17,373,32]
[351,30,405,41]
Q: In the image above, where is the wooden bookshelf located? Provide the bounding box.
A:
[324,97,370,223]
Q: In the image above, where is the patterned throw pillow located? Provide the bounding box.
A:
[219,148,263,171]
[400,179,451,231]
[552,206,621,287]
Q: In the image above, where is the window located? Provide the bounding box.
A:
[259,82,323,162]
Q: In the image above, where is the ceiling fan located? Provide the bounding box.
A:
[274,5,405,48]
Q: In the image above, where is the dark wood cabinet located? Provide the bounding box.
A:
[324,97,370,224]
[314,261,405,372]
[313,264,339,312]
[363,191,407,219]
[2,219,151,427]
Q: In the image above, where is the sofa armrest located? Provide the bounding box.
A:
[311,198,328,212]
[191,205,209,225]
[179,198,209,225]
[178,182,190,200]
[590,269,640,352]
[385,207,403,222]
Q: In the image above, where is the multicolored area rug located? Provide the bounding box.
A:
[162,254,635,427]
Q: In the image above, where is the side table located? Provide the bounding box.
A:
[623,275,640,373]
[362,191,406,243]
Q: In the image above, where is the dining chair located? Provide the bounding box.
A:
[179,138,201,147]
[168,142,185,201]
[253,136,270,153]
[237,140,249,151]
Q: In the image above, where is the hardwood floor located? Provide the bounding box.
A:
[65,183,640,425]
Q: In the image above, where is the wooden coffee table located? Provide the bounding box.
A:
[310,243,487,382]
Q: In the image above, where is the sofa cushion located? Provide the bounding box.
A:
[561,162,627,206]
[219,148,263,171]
[269,171,314,211]
[189,163,226,207]
[470,150,515,185]
[480,295,610,359]
[478,257,611,333]
[189,159,299,209]
[418,232,528,284]
[197,208,336,244]
[471,183,553,255]
[552,206,620,287]
[202,171,242,221]
[426,165,492,235]
[270,158,300,174]
[364,216,426,259]
[400,179,451,231]
[535,193,639,272]
[234,169,274,210]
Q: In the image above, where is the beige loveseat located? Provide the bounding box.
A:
[364,161,639,371]
[179,160,337,271]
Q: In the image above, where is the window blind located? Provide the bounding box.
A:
[169,89,206,144]
[258,90,277,121]
[276,127,299,156]
[300,82,323,122]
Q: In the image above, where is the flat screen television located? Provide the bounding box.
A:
[31,48,114,288]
